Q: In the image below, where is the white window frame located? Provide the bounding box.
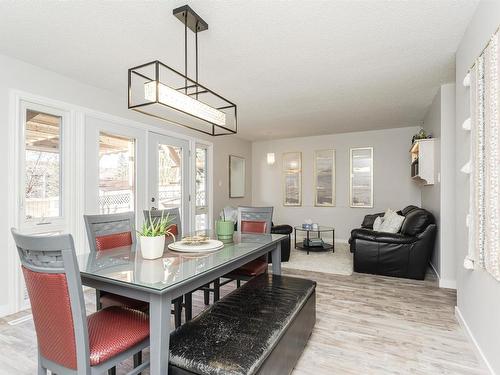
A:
[84,115,147,221]
[148,132,190,232]
[18,100,70,232]
[193,143,212,231]
[8,95,82,313]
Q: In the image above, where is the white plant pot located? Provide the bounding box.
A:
[140,235,166,260]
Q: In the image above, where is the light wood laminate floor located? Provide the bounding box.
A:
[0,269,485,375]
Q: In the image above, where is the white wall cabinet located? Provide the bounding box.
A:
[410,139,436,185]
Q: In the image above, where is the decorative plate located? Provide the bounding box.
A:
[181,235,209,245]
[168,239,224,253]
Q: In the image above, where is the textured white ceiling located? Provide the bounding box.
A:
[0,0,478,140]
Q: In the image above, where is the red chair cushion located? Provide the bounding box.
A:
[95,232,132,251]
[100,293,148,311]
[231,221,268,278]
[167,224,178,236]
[229,255,268,277]
[88,306,149,366]
[241,220,267,234]
[22,266,78,369]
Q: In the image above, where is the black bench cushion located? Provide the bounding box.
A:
[169,274,316,375]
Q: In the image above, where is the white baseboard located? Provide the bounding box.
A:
[439,278,457,289]
[455,306,496,375]
[429,262,456,289]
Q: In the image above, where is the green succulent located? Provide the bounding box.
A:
[138,211,176,241]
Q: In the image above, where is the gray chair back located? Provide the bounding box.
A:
[11,229,91,373]
[237,206,273,234]
[143,208,182,237]
[84,212,136,252]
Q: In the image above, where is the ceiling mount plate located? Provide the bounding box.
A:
[173,5,208,33]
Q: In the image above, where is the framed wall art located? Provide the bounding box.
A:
[350,147,373,208]
[283,152,302,206]
[314,149,335,206]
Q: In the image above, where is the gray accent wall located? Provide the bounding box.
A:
[251,127,422,241]
[422,88,442,277]
[422,83,456,288]
[455,1,500,373]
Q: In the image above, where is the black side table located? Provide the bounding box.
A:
[294,226,335,255]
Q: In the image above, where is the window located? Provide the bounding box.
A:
[158,144,182,210]
[98,132,136,214]
[23,109,62,221]
[195,146,208,230]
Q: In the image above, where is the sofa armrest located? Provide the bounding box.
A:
[375,232,417,244]
[351,228,416,244]
[350,228,377,241]
[271,224,293,235]
[361,213,384,229]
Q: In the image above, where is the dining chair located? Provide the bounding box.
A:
[84,212,184,327]
[143,207,182,237]
[204,206,273,304]
[143,208,193,322]
[11,229,150,375]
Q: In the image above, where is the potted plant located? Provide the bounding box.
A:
[137,212,176,260]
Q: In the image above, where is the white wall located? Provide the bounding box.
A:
[422,88,442,275]
[455,1,500,373]
[252,127,421,241]
[440,83,457,287]
[422,83,456,288]
[0,53,252,315]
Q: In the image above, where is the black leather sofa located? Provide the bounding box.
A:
[349,205,436,280]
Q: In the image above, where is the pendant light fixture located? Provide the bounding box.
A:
[128,5,237,136]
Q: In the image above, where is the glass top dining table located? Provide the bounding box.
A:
[77,230,285,375]
[78,231,284,292]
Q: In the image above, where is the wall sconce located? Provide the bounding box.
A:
[267,153,275,165]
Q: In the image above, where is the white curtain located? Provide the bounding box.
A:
[469,28,500,281]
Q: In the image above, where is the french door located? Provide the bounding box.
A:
[85,116,147,221]
[85,122,193,244]
[148,132,190,233]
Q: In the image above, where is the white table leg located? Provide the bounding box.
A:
[271,241,282,275]
[150,293,171,374]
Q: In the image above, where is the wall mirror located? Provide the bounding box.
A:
[314,149,336,206]
[229,155,245,198]
[350,147,373,208]
[283,152,302,206]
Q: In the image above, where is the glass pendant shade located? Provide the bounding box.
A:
[144,81,227,126]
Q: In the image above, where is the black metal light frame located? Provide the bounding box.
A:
[127,5,237,136]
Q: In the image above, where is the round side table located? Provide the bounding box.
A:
[294,226,335,255]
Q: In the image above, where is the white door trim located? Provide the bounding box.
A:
[148,132,190,233]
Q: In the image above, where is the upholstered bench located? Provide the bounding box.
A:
[168,274,316,375]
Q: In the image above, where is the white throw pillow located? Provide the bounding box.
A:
[373,216,383,231]
[379,209,405,233]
